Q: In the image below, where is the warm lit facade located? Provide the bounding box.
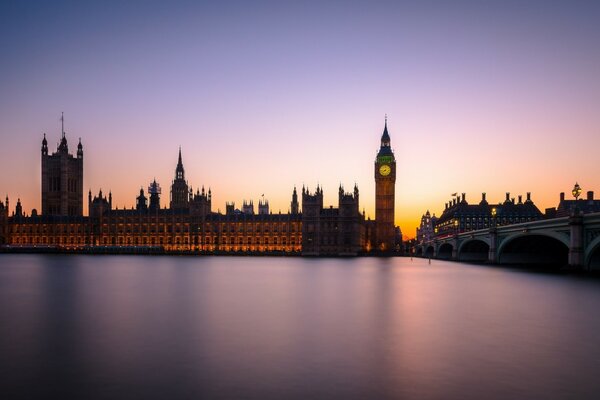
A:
[0,121,401,255]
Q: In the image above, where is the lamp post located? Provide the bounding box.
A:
[572,182,582,215]
[489,207,498,264]
[452,219,459,260]
[572,182,582,200]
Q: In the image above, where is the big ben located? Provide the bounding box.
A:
[374,117,396,251]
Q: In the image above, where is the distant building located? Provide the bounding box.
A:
[551,191,600,217]
[433,192,543,237]
[416,210,437,243]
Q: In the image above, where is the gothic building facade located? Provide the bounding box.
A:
[1,118,400,256]
[0,118,399,256]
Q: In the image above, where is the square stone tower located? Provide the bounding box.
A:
[41,115,83,216]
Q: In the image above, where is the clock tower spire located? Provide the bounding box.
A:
[374,116,396,252]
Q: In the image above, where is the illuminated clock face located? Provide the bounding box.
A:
[379,165,391,176]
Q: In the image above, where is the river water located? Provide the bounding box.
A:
[0,255,599,399]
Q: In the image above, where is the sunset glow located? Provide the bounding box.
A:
[1,1,599,239]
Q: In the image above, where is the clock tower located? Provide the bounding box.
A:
[374,117,396,251]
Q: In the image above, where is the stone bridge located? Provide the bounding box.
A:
[415,212,600,270]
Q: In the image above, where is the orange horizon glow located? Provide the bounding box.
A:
[2,3,600,240]
[2,130,597,241]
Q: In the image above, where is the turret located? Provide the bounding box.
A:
[136,188,148,211]
[291,186,299,214]
[15,198,23,217]
[226,202,235,215]
[41,133,48,156]
[149,179,161,211]
[242,200,255,214]
[259,199,269,215]
[77,138,83,159]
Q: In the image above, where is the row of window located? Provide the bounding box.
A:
[11,222,302,235]
[10,235,301,246]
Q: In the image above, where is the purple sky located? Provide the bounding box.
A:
[1,1,599,237]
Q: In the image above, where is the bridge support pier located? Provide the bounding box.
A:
[488,227,497,264]
[568,212,584,269]
[451,238,457,260]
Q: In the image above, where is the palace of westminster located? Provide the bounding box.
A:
[0,118,401,255]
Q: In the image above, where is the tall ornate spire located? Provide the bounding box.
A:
[77,137,83,159]
[58,112,68,153]
[42,133,48,155]
[175,147,185,180]
[381,115,390,147]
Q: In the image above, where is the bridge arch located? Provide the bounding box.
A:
[497,233,569,266]
[415,246,423,256]
[458,239,490,262]
[585,236,600,271]
[424,245,434,258]
[438,243,453,260]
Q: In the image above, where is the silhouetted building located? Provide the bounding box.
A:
[2,118,401,256]
[301,184,365,256]
[433,192,543,237]
[552,191,600,217]
[374,117,397,251]
[41,114,83,216]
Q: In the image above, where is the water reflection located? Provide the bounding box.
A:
[1,255,599,399]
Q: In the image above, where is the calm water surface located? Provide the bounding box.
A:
[1,255,599,399]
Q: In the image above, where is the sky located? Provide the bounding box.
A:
[1,0,599,238]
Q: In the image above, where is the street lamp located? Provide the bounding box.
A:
[491,207,497,228]
[572,182,582,215]
[572,182,582,200]
[454,219,459,235]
